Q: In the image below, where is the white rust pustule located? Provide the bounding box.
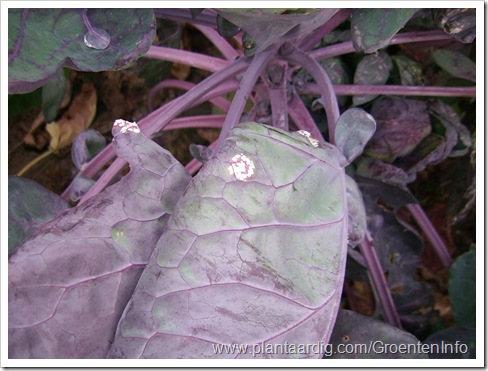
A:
[113,119,140,134]
[296,130,319,147]
[227,154,255,181]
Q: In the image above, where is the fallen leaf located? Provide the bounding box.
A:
[46,83,97,152]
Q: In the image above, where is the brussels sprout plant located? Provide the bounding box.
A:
[7,7,477,362]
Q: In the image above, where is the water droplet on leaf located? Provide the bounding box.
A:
[84,27,111,50]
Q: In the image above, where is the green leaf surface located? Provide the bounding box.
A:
[8,176,69,258]
[449,245,476,327]
[9,9,156,94]
[108,123,349,358]
[431,49,476,82]
[351,9,418,53]
[353,51,393,106]
[392,54,425,86]
[41,68,66,122]
[334,108,376,163]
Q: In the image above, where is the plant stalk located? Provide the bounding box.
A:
[358,232,403,328]
[406,203,453,267]
[283,45,340,143]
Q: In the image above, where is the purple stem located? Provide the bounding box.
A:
[215,47,278,152]
[311,30,452,61]
[283,46,340,143]
[358,232,403,328]
[145,45,228,72]
[287,94,324,141]
[264,61,289,131]
[303,84,476,98]
[149,80,231,112]
[66,58,249,202]
[406,203,453,267]
[299,9,351,51]
[193,24,240,61]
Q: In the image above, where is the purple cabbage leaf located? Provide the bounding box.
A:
[8,120,191,358]
[351,9,419,53]
[108,122,350,358]
[8,9,156,94]
[215,9,339,56]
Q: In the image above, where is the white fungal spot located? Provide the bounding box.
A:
[228,154,255,181]
[113,119,140,134]
[296,130,319,147]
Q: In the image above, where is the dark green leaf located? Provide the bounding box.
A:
[351,9,419,53]
[429,99,472,157]
[215,8,338,55]
[449,245,476,327]
[9,9,156,94]
[423,326,476,359]
[356,157,416,186]
[431,49,476,82]
[41,68,66,122]
[392,54,425,86]
[71,129,107,170]
[190,9,204,18]
[327,310,428,359]
[189,143,213,164]
[8,89,42,118]
[334,108,376,163]
[8,176,69,258]
[216,14,240,38]
[353,51,393,106]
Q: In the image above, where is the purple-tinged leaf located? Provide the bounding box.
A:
[357,178,434,338]
[8,120,191,358]
[215,9,338,56]
[334,108,376,164]
[428,99,472,157]
[351,9,419,53]
[8,9,156,94]
[352,51,393,106]
[69,175,96,202]
[365,97,431,162]
[431,48,476,82]
[71,129,107,170]
[398,134,448,175]
[108,122,348,358]
[8,176,69,258]
[326,310,427,358]
[356,157,416,186]
[189,143,213,164]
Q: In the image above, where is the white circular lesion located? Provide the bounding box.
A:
[227,154,255,181]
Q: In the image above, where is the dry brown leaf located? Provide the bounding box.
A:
[46,83,97,152]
